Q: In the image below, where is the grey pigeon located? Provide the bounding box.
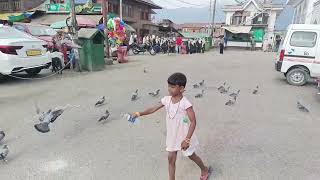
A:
[220,86,230,94]
[0,131,5,143]
[0,144,9,162]
[199,80,205,86]
[225,98,236,106]
[34,108,64,133]
[229,90,240,98]
[253,86,259,95]
[218,82,226,91]
[98,110,110,122]
[193,84,200,88]
[195,90,205,98]
[297,102,309,112]
[95,96,106,107]
[131,89,139,101]
[149,89,160,97]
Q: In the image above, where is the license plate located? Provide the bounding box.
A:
[26,50,41,56]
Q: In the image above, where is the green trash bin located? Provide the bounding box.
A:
[78,28,105,71]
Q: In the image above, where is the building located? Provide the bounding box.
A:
[31,0,161,36]
[287,0,318,24]
[223,0,283,49]
[312,0,320,24]
[178,23,225,37]
[0,0,45,12]
[288,0,320,24]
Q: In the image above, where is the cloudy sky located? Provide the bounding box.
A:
[152,0,285,9]
[152,0,236,9]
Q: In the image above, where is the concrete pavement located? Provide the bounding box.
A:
[0,50,320,180]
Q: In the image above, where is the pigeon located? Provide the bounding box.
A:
[199,80,205,86]
[195,90,205,98]
[34,108,64,133]
[98,110,110,122]
[149,89,160,97]
[144,67,147,73]
[229,90,241,98]
[252,86,259,95]
[0,131,5,143]
[218,82,226,91]
[95,96,106,107]
[225,98,236,106]
[220,86,230,94]
[0,144,9,162]
[131,89,139,101]
[193,84,200,88]
[297,102,309,112]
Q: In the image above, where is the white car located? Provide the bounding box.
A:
[0,24,51,77]
[275,24,320,86]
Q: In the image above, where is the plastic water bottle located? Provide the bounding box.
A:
[123,113,139,125]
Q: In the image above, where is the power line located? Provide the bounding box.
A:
[173,0,210,7]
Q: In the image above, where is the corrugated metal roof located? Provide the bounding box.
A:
[78,28,102,39]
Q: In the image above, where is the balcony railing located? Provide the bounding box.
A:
[0,1,22,11]
[0,2,10,11]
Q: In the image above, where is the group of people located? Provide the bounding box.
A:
[129,33,207,55]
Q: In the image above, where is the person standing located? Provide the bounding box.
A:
[275,36,282,52]
[176,36,182,54]
[131,73,212,180]
[219,37,224,54]
[250,35,256,51]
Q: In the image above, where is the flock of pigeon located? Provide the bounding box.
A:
[0,68,312,163]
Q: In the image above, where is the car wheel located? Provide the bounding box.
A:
[286,68,309,86]
[25,68,41,76]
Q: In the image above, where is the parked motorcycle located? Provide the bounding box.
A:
[131,43,156,56]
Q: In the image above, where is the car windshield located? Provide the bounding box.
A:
[0,26,31,39]
[28,26,57,36]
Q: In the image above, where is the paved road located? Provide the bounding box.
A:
[0,51,320,180]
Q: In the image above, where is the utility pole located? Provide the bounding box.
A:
[102,0,110,59]
[69,0,80,71]
[211,0,217,37]
[120,0,123,19]
[70,0,77,36]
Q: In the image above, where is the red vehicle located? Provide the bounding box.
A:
[13,23,57,50]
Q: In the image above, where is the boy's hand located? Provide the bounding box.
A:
[181,140,190,151]
[131,112,140,118]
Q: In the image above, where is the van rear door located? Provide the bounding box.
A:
[284,30,318,64]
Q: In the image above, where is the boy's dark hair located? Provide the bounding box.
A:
[167,72,187,87]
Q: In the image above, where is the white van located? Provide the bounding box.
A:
[275,24,320,86]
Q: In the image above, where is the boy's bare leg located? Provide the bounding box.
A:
[188,153,208,176]
[168,151,177,180]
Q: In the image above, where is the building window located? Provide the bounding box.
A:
[108,2,119,14]
[123,4,133,17]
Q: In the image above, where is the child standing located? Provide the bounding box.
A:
[132,73,212,180]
